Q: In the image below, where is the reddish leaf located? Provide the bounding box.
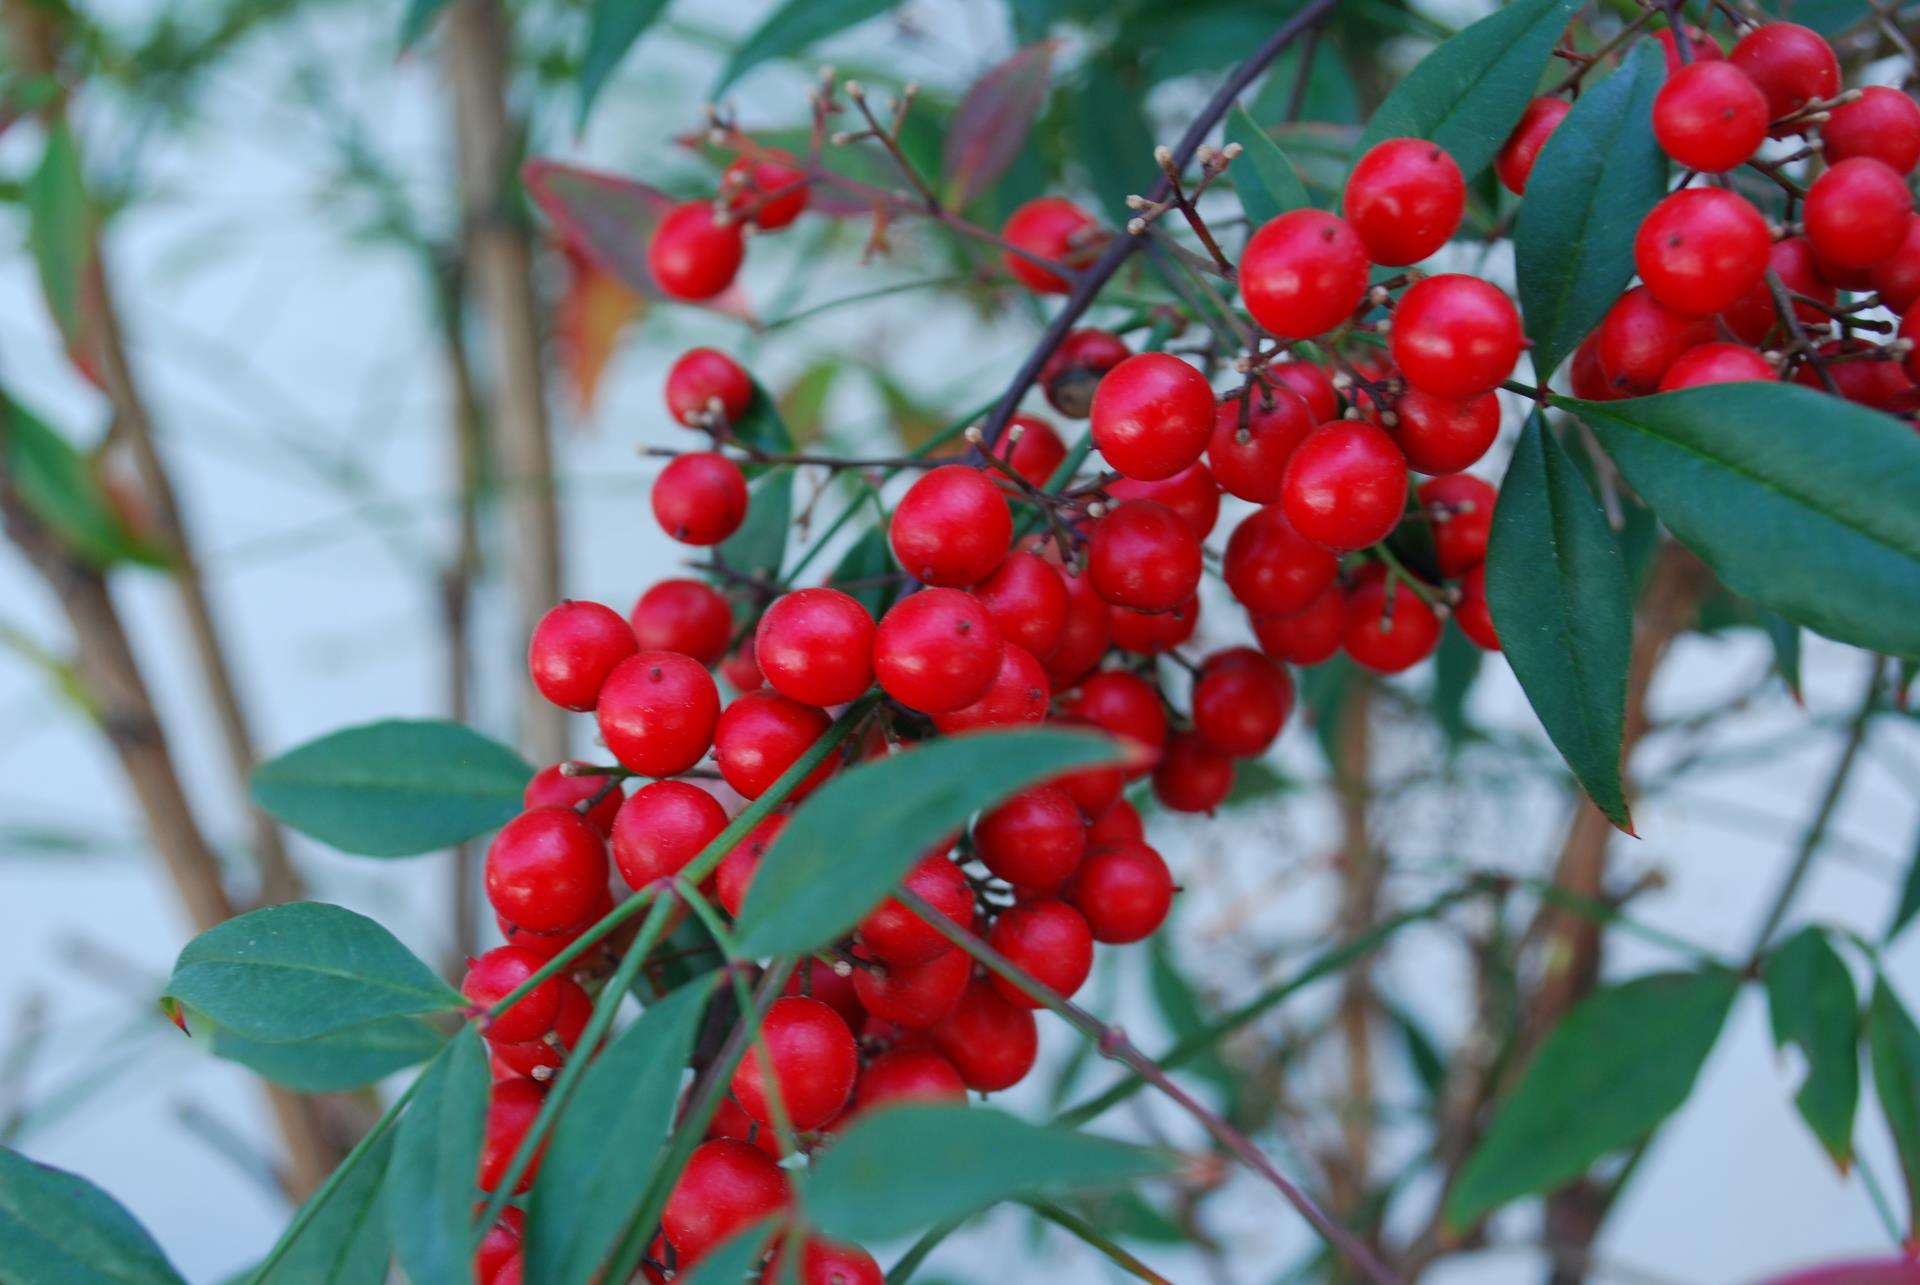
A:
[942,41,1056,208]
[160,995,189,1036]
[521,158,755,323]
[554,239,644,416]
[1755,1261,1920,1285]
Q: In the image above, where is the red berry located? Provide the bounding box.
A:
[1496,97,1570,195]
[724,153,809,230]
[1039,329,1131,418]
[630,579,732,667]
[1657,342,1776,391]
[714,690,837,800]
[1905,312,1920,382]
[1343,138,1465,266]
[1042,565,1112,689]
[653,451,748,546]
[1088,353,1215,481]
[463,946,562,1044]
[755,588,876,708]
[1049,732,1126,818]
[1595,285,1718,393]
[1805,157,1913,270]
[1655,26,1724,71]
[1068,840,1174,944]
[1108,598,1198,656]
[931,641,1051,734]
[1280,421,1409,552]
[872,588,1002,714]
[970,551,1071,661]
[491,978,593,1078]
[785,960,864,1032]
[491,1253,523,1285]
[1241,209,1371,338]
[930,977,1038,1092]
[1208,384,1316,503]
[890,465,1011,587]
[1223,503,1339,615]
[486,807,609,933]
[1151,731,1235,814]
[992,414,1068,487]
[858,853,973,966]
[1823,86,1920,175]
[719,639,761,693]
[730,995,858,1131]
[766,1237,885,1285]
[1391,274,1523,398]
[610,780,728,891]
[853,1047,968,1112]
[523,762,623,837]
[476,1209,525,1284]
[1002,196,1098,293]
[1635,188,1771,315]
[649,202,745,301]
[478,1077,548,1194]
[1270,359,1342,422]
[1569,336,1620,402]
[987,900,1094,1008]
[1060,670,1168,768]
[1252,584,1347,667]
[1087,500,1203,612]
[597,651,721,777]
[1344,565,1441,673]
[851,943,971,1028]
[1795,338,1915,407]
[1653,61,1769,172]
[1418,474,1498,577]
[1086,797,1144,847]
[1721,237,1835,345]
[1729,23,1839,131]
[1106,460,1222,539]
[496,891,612,960]
[1456,564,1500,651]
[665,348,753,427]
[528,600,636,712]
[714,815,786,916]
[1393,389,1499,474]
[1871,216,1920,313]
[1191,648,1293,757]
[974,784,1087,890]
[663,1139,791,1264]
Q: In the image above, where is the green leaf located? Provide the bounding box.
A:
[26,118,87,341]
[576,0,672,128]
[1226,103,1310,226]
[1,396,164,569]
[712,0,897,96]
[207,1017,447,1093]
[250,719,533,857]
[254,1131,395,1285]
[1147,934,1236,1108]
[527,979,714,1285]
[164,902,463,1044]
[1514,41,1665,382]
[1445,969,1739,1228]
[1887,823,1920,944]
[1764,928,1859,1170]
[1869,977,1920,1234]
[1485,414,1633,830]
[1564,384,1920,659]
[1432,626,1482,747]
[827,524,902,619]
[675,1219,779,1285]
[733,729,1123,958]
[1759,610,1804,700]
[1073,59,1153,227]
[715,467,793,589]
[943,41,1056,209]
[734,383,797,461]
[398,0,452,50]
[805,1105,1175,1242]
[1249,42,1360,127]
[387,1029,489,1285]
[1387,1003,1447,1099]
[0,1147,186,1285]
[1355,0,1580,181]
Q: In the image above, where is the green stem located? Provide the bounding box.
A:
[1021,1198,1178,1284]
[884,1215,967,1284]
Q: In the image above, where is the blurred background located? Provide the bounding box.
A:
[0,0,1916,1281]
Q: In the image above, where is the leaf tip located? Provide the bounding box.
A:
[160,996,189,1036]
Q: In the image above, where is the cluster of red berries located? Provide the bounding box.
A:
[1524,21,1920,402]
[645,146,812,303]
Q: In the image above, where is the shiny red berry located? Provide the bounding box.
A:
[663,1139,791,1264]
[1068,840,1174,943]
[890,465,1011,587]
[858,853,973,966]
[1393,388,1499,475]
[665,348,753,427]
[931,641,1051,734]
[730,995,858,1131]
[993,414,1068,487]
[1823,86,1920,174]
[1870,217,1920,313]
[1391,274,1523,398]
[1657,342,1776,391]
[1060,669,1168,767]
[528,600,636,712]
[597,651,721,777]
[1721,237,1835,345]
[1191,648,1293,757]
[1042,564,1112,689]
[755,588,875,708]
[1039,329,1131,418]
[652,451,748,546]
[610,780,728,891]
[1455,564,1501,651]
[1088,353,1215,481]
[1419,474,1497,576]
[648,203,744,302]
[1596,285,1718,392]
[523,762,623,837]
[1241,209,1371,338]
[1108,598,1198,656]
[1105,459,1222,539]
[1001,197,1097,293]
[479,1077,548,1194]
[971,551,1071,661]
[1281,421,1409,552]
[486,807,609,932]
[851,943,970,1028]
[723,153,809,230]
[766,1237,885,1285]
[1343,138,1465,266]
[1729,22,1839,132]
[630,579,731,667]
[1252,584,1347,666]
[1270,359,1342,422]
[1634,188,1771,315]
[491,976,593,1079]
[1088,500,1203,612]
[714,815,786,916]
[714,690,837,800]
[974,784,1087,890]
[1805,157,1913,270]
[1223,503,1339,615]
[1152,731,1234,814]
[1496,97,1569,195]
[853,1047,968,1113]
[463,946,562,1044]
[872,588,1002,714]
[1086,797,1145,847]
[1208,384,1316,503]
[1344,565,1441,673]
[988,900,1094,1008]
[930,977,1038,1091]
[1653,61,1769,172]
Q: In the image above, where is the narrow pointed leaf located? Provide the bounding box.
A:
[712,0,897,97]
[387,1028,489,1285]
[398,0,452,50]
[250,720,532,857]
[1074,60,1153,227]
[1887,823,1920,944]
[164,902,462,1043]
[527,979,714,1285]
[1,395,164,569]
[1446,969,1739,1228]
[1564,384,1920,659]
[26,118,87,341]
[1765,928,1859,1170]
[827,524,902,618]
[577,0,672,128]
[0,1148,185,1285]
[1485,414,1632,829]
[1355,0,1581,180]
[1759,610,1804,699]
[806,1105,1175,1242]
[944,41,1055,208]
[714,467,793,589]
[207,1017,447,1093]
[1227,104,1310,226]
[254,1131,395,1285]
[1515,41,1666,381]
[1867,977,1920,1233]
[733,729,1124,958]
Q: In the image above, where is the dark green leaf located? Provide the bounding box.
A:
[1564,384,1920,659]
[827,524,901,618]
[712,0,897,96]
[944,42,1055,208]
[1061,1190,1186,1244]
[1219,758,1292,809]
[1485,414,1633,830]
[1386,1002,1447,1099]
[1249,42,1360,126]
[1147,934,1236,1107]
[806,1105,1175,1242]
[1514,41,1666,382]
[0,1147,185,1285]
[675,1219,779,1285]
[1887,823,1920,944]
[398,0,452,49]
[527,979,714,1285]
[1446,969,1739,1227]
[1432,626,1482,747]
[577,0,672,128]
[387,1029,489,1285]
[734,383,797,462]
[255,1131,395,1285]
[1758,610,1804,700]
[1869,977,1920,1232]
[250,719,532,858]
[1781,0,1872,35]
[1355,0,1581,180]
[716,467,793,588]
[164,902,462,1043]
[1,396,164,569]
[1764,928,1859,1170]
[733,729,1124,958]
[26,118,86,341]
[1073,60,1153,227]
[208,1017,447,1093]
[1227,104,1310,226]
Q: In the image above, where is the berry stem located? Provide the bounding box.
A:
[1764,267,1842,393]
[1547,6,1657,95]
